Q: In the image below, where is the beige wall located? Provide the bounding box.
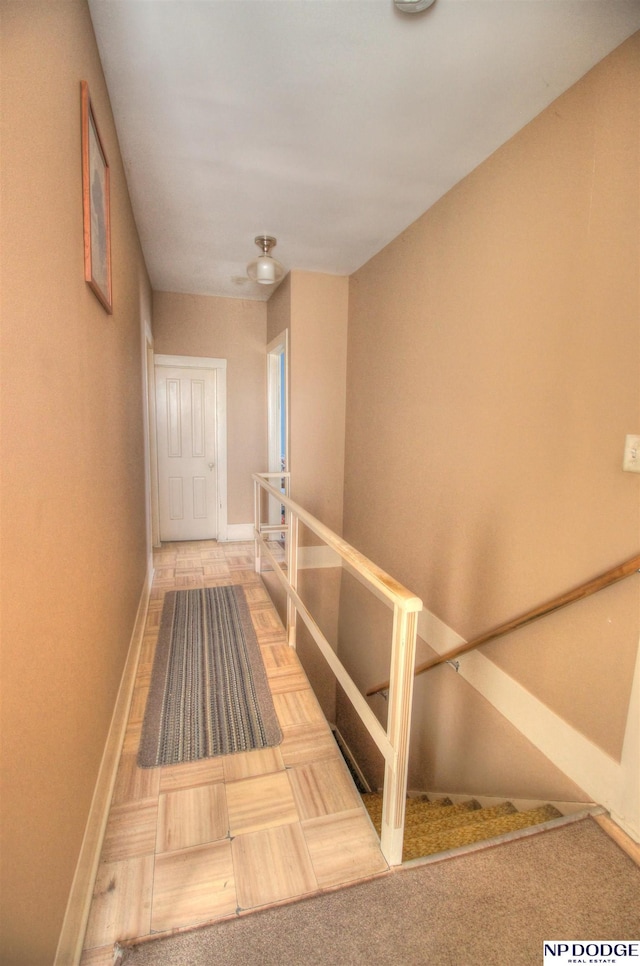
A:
[268,272,349,531]
[264,272,349,721]
[153,292,267,525]
[288,272,349,533]
[296,566,342,723]
[336,573,588,801]
[267,272,292,346]
[339,36,640,800]
[262,564,340,723]
[0,3,151,963]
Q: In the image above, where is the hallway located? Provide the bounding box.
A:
[80,541,388,964]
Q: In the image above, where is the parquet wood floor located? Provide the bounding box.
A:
[80,541,387,963]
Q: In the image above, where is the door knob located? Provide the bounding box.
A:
[208,462,215,471]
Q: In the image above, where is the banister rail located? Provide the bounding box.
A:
[366,552,640,698]
[255,475,422,612]
[253,472,422,867]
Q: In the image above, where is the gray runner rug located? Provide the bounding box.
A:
[138,585,281,766]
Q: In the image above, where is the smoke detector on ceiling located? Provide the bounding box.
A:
[393,0,436,12]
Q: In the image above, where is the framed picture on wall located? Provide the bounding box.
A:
[81,80,112,313]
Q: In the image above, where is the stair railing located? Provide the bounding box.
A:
[367,552,640,698]
[253,472,423,867]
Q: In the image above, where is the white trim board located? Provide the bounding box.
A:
[316,555,639,840]
[246,533,341,568]
[154,354,227,371]
[54,568,153,966]
[298,545,342,569]
[418,606,640,842]
[226,523,255,542]
[266,330,289,474]
[249,534,639,838]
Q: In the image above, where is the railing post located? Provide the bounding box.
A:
[380,605,419,866]
[286,511,299,649]
[252,470,423,867]
[253,476,261,574]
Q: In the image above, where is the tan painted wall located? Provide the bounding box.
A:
[339,35,640,797]
[336,573,588,801]
[295,567,341,723]
[268,272,349,531]
[264,273,349,721]
[267,273,291,346]
[0,3,151,963]
[262,563,340,723]
[153,292,267,525]
[288,272,349,533]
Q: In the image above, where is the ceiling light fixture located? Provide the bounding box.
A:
[247,235,285,286]
[393,0,436,12]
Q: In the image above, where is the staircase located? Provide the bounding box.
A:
[362,792,563,862]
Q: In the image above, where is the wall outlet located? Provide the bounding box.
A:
[623,434,640,473]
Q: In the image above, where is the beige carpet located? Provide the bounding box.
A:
[119,818,640,965]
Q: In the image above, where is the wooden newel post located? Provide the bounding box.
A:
[253,477,261,574]
[380,606,419,866]
[286,512,299,649]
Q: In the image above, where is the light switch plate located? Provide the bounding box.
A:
[623,434,640,473]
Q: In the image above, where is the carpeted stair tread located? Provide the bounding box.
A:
[402,803,563,862]
[404,798,483,830]
[406,799,517,835]
[362,793,453,812]
[361,791,565,862]
[362,795,483,831]
[404,802,517,855]
[362,792,444,828]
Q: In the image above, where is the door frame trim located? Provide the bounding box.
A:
[267,331,289,476]
[154,354,228,542]
[266,331,289,528]
[144,330,160,550]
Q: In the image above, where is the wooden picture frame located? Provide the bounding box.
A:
[81,81,112,313]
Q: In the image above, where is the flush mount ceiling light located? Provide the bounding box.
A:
[393,0,436,12]
[247,235,285,286]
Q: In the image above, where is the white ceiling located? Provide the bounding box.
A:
[88,0,640,302]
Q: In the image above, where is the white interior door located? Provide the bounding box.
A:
[155,359,224,541]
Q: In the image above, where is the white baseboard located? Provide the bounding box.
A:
[225,523,254,542]
[54,567,153,966]
[299,545,342,569]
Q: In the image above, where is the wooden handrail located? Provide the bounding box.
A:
[253,473,422,613]
[366,553,640,697]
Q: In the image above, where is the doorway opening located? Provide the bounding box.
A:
[267,332,289,531]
